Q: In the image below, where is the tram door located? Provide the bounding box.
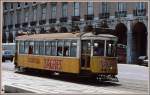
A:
[81,40,91,70]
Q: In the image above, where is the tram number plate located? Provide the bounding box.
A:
[44,58,62,71]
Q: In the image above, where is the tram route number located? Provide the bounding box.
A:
[44,58,62,71]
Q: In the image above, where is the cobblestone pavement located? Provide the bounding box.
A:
[1,61,149,94]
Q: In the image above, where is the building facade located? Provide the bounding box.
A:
[3,2,148,64]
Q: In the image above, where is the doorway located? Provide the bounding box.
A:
[115,23,127,63]
[132,22,147,62]
[81,40,91,70]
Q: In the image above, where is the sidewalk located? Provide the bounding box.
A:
[117,64,149,81]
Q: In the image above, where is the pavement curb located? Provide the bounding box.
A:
[4,85,34,93]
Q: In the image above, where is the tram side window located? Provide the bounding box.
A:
[64,41,70,56]
[57,41,63,56]
[106,40,116,57]
[24,41,29,54]
[29,41,34,54]
[45,41,51,55]
[39,41,45,55]
[34,41,39,55]
[70,40,77,57]
[51,41,56,56]
[19,41,24,54]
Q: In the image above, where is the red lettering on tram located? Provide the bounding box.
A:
[101,59,115,69]
[44,58,62,71]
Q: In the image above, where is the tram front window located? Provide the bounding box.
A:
[106,40,116,57]
[93,40,104,56]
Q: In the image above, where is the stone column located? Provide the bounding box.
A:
[127,20,132,64]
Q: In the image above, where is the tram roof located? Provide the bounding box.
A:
[15,32,117,41]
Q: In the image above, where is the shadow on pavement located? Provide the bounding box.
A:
[16,70,121,87]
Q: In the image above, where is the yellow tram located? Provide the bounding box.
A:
[15,32,118,81]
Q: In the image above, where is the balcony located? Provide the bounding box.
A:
[30,21,37,26]
[133,9,146,16]
[84,14,94,20]
[99,13,110,19]
[15,24,20,28]
[8,24,13,29]
[22,22,28,27]
[39,20,46,25]
[49,18,56,23]
[115,11,127,18]
[59,17,68,22]
[72,16,80,21]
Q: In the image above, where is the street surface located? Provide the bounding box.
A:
[1,60,149,94]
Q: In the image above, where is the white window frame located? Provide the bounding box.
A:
[117,2,126,11]
[51,4,57,18]
[17,11,21,24]
[87,2,93,15]
[42,6,46,20]
[73,2,80,16]
[33,8,37,21]
[62,3,68,17]
[10,3,13,9]
[102,2,108,13]
[24,10,29,22]
[10,13,13,25]
[136,2,145,10]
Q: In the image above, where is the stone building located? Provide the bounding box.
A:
[3,2,148,64]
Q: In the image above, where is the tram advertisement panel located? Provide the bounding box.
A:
[101,58,116,71]
[44,58,62,71]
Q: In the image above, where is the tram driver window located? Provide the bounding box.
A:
[93,40,104,56]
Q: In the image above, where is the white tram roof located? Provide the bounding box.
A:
[16,32,117,41]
